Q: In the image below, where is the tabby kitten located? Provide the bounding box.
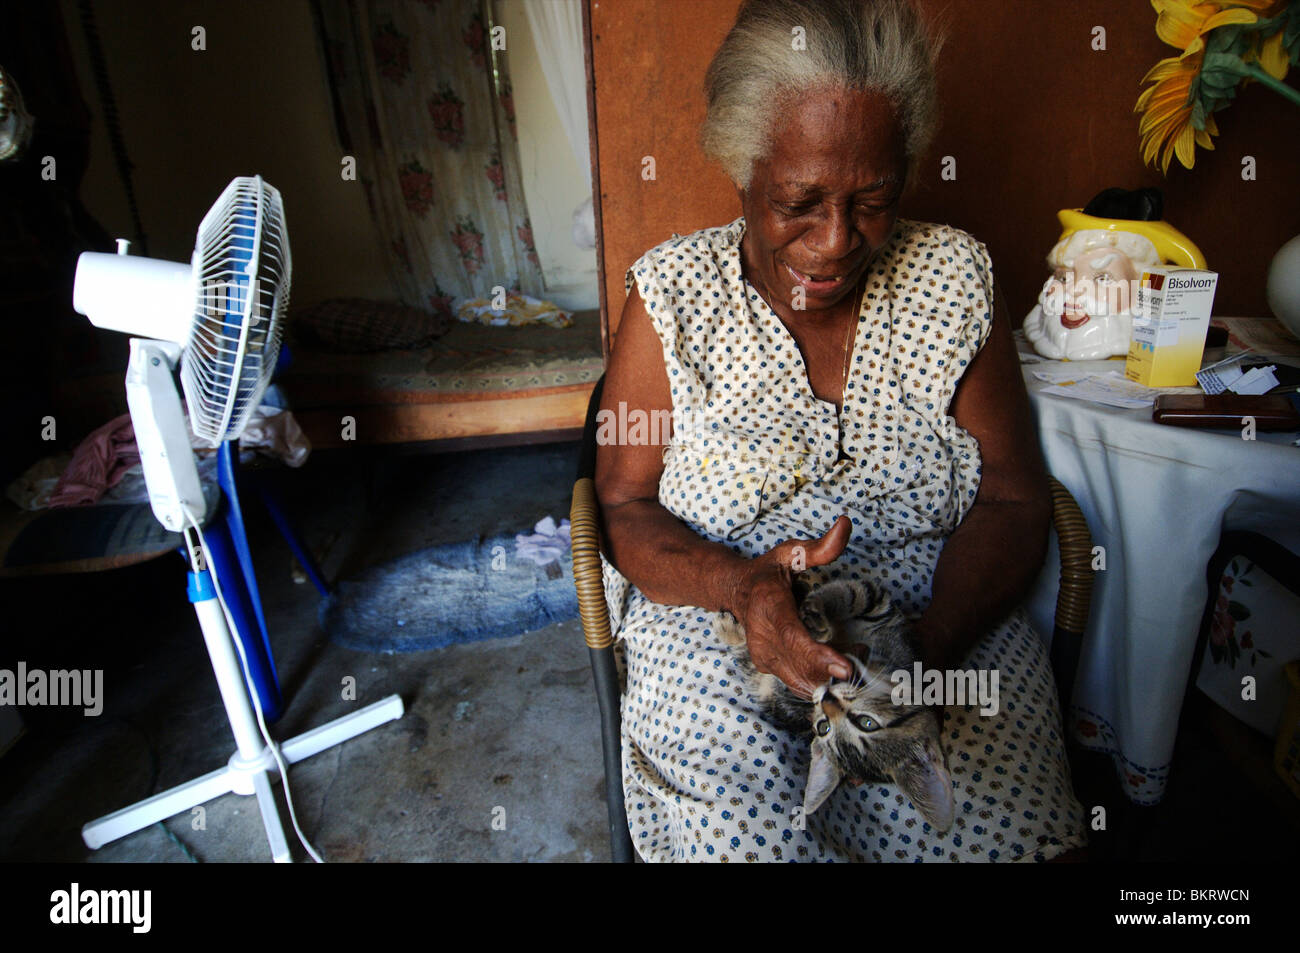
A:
[717,578,955,830]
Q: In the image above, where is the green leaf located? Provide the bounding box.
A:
[1191,97,1207,131]
[1286,8,1300,50]
[1203,51,1253,86]
[1205,33,1226,56]
[1200,71,1241,94]
[1228,600,1252,621]
[1255,13,1284,39]
[1227,35,1252,61]
[1286,11,1300,66]
[1198,65,1235,89]
[1198,87,1232,118]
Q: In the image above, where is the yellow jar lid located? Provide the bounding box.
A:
[1056,208,1207,269]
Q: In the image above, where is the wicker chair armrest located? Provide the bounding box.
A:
[1048,476,1095,637]
[570,476,613,650]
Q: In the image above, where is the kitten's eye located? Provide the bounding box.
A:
[815,719,831,737]
[849,713,880,732]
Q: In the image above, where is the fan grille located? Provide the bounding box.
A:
[183,176,291,446]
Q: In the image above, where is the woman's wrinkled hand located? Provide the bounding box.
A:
[726,515,854,699]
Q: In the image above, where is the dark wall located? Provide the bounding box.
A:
[0,2,119,479]
[592,0,1300,337]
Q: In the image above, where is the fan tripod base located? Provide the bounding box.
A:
[82,694,403,861]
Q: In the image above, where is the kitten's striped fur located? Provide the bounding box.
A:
[717,578,955,830]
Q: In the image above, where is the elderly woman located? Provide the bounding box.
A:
[595,0,1087,862]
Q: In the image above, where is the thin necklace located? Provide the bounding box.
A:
[840,277,866,408]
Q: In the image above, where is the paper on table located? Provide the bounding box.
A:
[1033,366,1098,383]
[1037,371,1163,409]
[1231,365,1279,395]
[1196,351,1251,394]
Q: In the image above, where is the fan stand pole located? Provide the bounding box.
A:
[81,551,403,862]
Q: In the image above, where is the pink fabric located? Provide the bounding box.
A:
[48,414,140,507]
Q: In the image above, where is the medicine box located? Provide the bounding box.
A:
[1126,267,1219,387]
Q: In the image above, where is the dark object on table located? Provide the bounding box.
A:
[1083,187,1163,222]
[1202,326,1230,363]
[1153,393,1300,430]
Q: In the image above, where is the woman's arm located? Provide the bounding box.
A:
[595,286,852,697]
[912,287,1052,671]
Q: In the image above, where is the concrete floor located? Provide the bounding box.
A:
[2,439,1298,863]
[0,441,611,863]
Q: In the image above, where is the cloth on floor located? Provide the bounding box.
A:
[240,406,311,468]
[5,452,74,511]
[48,414,140,508]
[319,531,578,653]
[44,404,309,509]
[456,291,572,328]
[102,450,255,507]
[514,516,571,566]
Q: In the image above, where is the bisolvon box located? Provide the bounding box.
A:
[1126,266,1219,387]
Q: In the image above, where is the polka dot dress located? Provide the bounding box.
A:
[606,218,1088,862]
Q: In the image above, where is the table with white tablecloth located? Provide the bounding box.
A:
[1019,355,1300,804]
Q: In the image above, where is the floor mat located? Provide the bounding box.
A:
[319,533,577,653]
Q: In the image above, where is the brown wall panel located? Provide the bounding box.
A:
[592,0,1300,342]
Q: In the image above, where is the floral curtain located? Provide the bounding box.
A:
[313,0,543,317]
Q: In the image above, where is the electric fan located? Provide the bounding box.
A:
[72,175,403,862]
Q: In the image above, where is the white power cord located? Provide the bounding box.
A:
[185,513,324,863]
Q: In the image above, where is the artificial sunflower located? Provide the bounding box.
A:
[1153,0,1269,57]
[1138,54,1218,171]
[1136,0,1300,173]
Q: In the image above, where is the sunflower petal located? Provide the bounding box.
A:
[1138,103,1181,132]
[1202,8,1262,30]
[1143,134,1163,167]
[1164,131,1185,172]
[1174,123,1198,168]
[1258,31,1289,80]
[1144,84,1197,111]
[1141,54,1193,84]
[1208,0,1282,12]
[1155,2,1221,50]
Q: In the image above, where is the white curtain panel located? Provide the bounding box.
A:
[519,0,592,190]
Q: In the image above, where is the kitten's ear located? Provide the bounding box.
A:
[895,737,955,831]
[803,740,842,815]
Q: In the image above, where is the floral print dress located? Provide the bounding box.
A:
[601,217,1088,862]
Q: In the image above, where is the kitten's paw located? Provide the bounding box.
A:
[798,593,834,641]
[714,611,747,647]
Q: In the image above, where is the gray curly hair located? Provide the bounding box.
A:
[701,0,942,190]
